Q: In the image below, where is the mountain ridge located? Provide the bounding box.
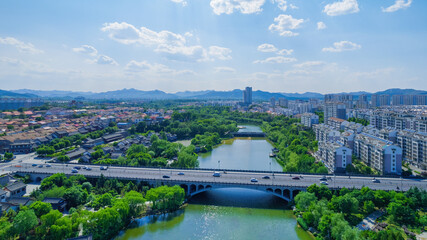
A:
[6,88,427,100]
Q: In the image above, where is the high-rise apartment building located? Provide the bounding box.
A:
[278,98,288,108]
[243,87,252,105]
[379,95,391,106]
[392,95,403,106]
[324,102,346,122]
[270,97,276,107]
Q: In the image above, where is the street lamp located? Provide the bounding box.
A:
[218,160,220,170]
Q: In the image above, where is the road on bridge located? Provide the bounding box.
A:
[6,163,427,192]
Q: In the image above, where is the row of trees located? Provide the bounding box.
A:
[92,133,198,168]
[129,107,238,140]
[191,132,221,153]
[0,173,186,240]
[262,116,328,173]
[294,184,427,240]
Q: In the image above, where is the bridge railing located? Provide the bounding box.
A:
[12,169,412,191]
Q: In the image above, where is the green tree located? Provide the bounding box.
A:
[63,186,88,208]
[363,201,375,215]
[294,192,317,211]
[82,182,93,192]
[12,209,38,237]
[30,201,53,218]
[4,152,13,160]
[124,190,146,218]
[387,201,416,225]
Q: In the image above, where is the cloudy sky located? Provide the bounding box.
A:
[0,0,426,93]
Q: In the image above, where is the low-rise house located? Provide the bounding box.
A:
[43,198,67,212]
[3,181,27,198]
[65,148,86,160]
[52,130,69,139]
[82,138,104,149]
[0,189,6,202]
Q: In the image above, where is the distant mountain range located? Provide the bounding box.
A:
[3,88,427,101]
[0,89,38,98]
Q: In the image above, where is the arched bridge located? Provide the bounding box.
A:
[179,182,303,202]
[231,132,266,137]
[6,163,427,201]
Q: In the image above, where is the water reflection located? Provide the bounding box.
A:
[189,188,289,209]
[116,188,313,240]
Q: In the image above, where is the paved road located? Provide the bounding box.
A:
[6,163,427,191]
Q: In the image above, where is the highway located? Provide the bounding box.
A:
[6,163,427,191]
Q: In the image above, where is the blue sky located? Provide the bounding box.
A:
[0,0,426,93]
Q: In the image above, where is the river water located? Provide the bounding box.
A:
[116,125,312,240]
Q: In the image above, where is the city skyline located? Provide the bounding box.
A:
[1,0,426,93]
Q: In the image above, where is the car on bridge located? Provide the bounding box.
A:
[32,164,37,167]
[320,181,328,185]
[213,172,221,177]
[178,172,184,175]
[262,175,270,179]
[71,169,79,173]
[46,164,52,168]
[251,178,258,183]
[163,175,170,179]
[292,176,300,180]
[372,179,380,183]
[319,176,327,181]
[73,166,81,170]
[38,165,43,168]
[86,167,92,171]
[100,166,108,170]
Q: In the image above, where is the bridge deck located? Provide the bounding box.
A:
[7,163,427,192]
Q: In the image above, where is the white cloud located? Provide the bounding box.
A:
[322,41,361,52]
[382,0,412,13]
[208,46,232,60]
[94,55,118,65]
[101,22,186,46]
[215,66,236,73]
[102,22,231,62]
[72,45,98,56]
[170,0,187,6]
[323,0,359,16]
[73,45,117,65]
[293,61,326,68]
[273,0,288,11]
[268,14,304,37]
[317,22,327,30]
[289,3,298,9]
[0,37,43,54]
[277,49,293,55]
[210,0,265,15]
[253,56,296,64]
[125,60,195,75]
[257,43,278,52]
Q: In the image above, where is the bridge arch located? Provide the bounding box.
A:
[187,185,291,202]
[198,185,204,191]
[180,184,188,194]
[292,189,301,198]
[35,176,43,182]
[283,189,290,199]
[190,184,197,194]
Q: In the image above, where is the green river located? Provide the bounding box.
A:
[116,125,313,240]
